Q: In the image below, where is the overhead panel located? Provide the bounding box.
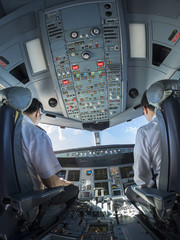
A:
[41,1,124,124]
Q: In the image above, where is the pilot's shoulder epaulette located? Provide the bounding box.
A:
[36,125,47,133]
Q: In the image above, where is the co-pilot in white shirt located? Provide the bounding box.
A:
[21,115,61,190]
[133,115,162,188]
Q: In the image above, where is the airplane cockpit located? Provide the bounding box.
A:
[0,0,180,239]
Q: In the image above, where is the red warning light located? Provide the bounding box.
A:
[72,64,79,70]
[173,32,180,43]
[0,60,6,67]
[62,80,69,85]
[97,61,104,67]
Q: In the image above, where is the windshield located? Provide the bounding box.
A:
[40,115,148,151]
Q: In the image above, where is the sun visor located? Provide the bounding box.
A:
[0,87,32,111]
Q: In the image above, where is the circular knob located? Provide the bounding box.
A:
[70,31,78,39]
[82,51,91,60]
[91,27,100,36]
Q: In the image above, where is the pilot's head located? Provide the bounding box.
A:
[141,91,155,122]
[23,98,43,125]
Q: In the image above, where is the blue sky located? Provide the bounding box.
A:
[40,115,148,151]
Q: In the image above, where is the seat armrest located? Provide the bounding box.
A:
[11,186,64,212]
[131,185,176,211]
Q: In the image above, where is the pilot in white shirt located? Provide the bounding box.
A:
[126,91,162,203]
[21,98,79,205]
[133,115,161,188]
[21,114,62,190]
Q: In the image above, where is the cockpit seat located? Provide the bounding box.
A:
[0,87,64,239]
[131,185,176,211]
[131,80,180,227]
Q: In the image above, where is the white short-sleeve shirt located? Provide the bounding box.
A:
[133,115,162,187]
[21,115,61,190]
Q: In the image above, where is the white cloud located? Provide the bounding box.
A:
[125,126,137,135]
[74,129,83,135]
[39,123,56,134]
[39,123,66,142]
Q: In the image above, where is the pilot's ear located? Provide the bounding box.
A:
[143,107,148,115]
[35,109,40,118]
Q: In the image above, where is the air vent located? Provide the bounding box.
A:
[103,26,119,41]
[47,22,63,40]
[152,43,171,67]
[108,64,121,73]
[9,63,30,84]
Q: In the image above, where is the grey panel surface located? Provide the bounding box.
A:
[61,3,101,30]
[27,78,63,114]
[127,66,167,94]
[127,0,180,19]
[152,21,179,46]
[0,43,23,70]
[0,12,37,46]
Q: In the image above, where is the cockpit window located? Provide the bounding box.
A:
[40,115,147,151]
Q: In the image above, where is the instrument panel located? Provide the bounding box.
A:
[57,164,134,200]
[41,1,124,125]
[56,145,134,200]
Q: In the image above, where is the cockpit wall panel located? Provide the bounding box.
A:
[0,0,180,129]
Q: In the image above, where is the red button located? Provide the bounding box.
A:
[97,61,104,67]
[72,64,79,70]
[62,80,69,85]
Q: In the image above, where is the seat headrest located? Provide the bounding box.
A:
[146,80,180,109]
[0,87,32,111]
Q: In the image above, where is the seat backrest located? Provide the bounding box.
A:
[0,105,20,197]
[147,80,180,194]
[0,87,32,198]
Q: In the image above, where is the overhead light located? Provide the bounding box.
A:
[129,23,146,58]
[26,38,47,73]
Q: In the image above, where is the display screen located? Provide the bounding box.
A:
[68,170,80,181]
[88,224,108,232]
[95,182,109,195]
[56,170,66,179]
[113,190,121,196]
[119,166,133,179]
[81,192,90,198]
[94,168,108,180]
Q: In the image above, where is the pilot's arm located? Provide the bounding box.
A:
[28,126,71,188]
[42,174,72,188]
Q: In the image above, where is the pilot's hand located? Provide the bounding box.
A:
[59,178,72,186]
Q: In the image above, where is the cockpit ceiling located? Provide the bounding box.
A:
[42,2,124,127]
[0,0,180,131]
